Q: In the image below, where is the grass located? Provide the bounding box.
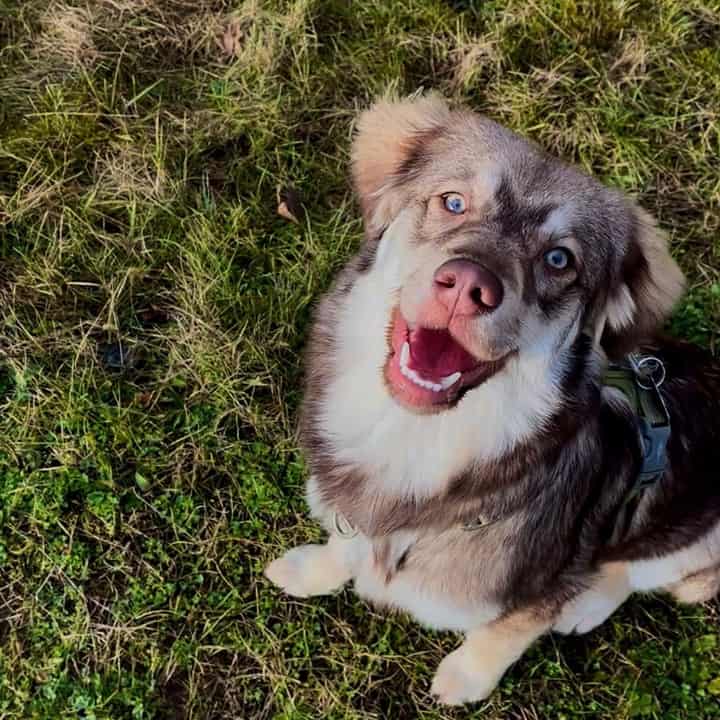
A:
[0,0,719,717]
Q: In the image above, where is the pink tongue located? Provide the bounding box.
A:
[408,327,478,377]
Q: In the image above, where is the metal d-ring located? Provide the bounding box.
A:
[332,512,358,539]
[629,354,666,390]
[461,514,495,532]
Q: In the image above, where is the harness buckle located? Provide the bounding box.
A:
[636,416,671,484]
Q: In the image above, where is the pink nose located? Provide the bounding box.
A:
[433,259,504,315]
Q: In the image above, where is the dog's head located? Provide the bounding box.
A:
[348,95,685,412]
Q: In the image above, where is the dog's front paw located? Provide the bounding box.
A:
[430,645,499,706]
[265,544,349,598]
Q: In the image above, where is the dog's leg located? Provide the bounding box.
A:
[265,535,355,598]
[553,561,630,635]
[666,564,720,604]
[431,608,553,706]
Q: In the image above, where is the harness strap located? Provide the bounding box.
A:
[603,354,671,501]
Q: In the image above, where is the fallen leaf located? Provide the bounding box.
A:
[218,18,244,59]
[277,185,303,223]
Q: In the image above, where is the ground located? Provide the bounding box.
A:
[0,0,719,718]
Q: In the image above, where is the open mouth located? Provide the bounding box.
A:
[384,309,510,410]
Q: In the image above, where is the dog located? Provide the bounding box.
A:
[265,95,720,705]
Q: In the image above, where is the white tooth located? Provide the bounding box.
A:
[408,368,425,389]
[400,342,410,368]
[440,371,461,390]
[399,361,445,393]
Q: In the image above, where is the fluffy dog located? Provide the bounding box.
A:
[265,95,720,705]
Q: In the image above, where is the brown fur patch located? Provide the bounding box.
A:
[603,207,685,358]
[351,95,451,232]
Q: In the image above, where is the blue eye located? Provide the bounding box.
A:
[544,247,572,270]
[442,193,466,214]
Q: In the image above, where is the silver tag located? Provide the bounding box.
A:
[332,512,358,539]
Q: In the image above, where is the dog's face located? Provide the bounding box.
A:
[350,96,684,412]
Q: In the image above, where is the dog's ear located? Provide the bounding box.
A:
[351,95,451,235]
[601,207,685,358]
